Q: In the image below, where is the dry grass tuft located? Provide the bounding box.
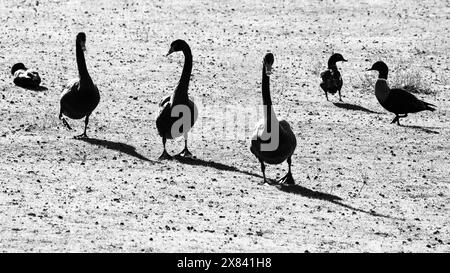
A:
[391,69,436,95]
[353,68,436,96]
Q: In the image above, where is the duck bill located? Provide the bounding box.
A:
[166,47,174,57]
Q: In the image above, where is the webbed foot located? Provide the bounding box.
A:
[278,172,295,185]
[158,150,172,160]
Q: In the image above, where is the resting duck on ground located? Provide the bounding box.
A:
[11,63,41,89]
[320,53,347,101]
[367,61,436,125]
[59,32,100,139]
[250,53,297,185]
[156,39,198,160]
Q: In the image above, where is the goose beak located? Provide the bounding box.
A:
[166,47,174,57]
[366,68,374,72]
[342,59,348,62]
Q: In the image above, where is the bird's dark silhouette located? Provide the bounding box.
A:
[59,32,100,138]
[320,53,347,101]
[156,40,198,160]
[367,61,436,125]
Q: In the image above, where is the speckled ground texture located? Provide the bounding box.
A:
[0,0,449,252]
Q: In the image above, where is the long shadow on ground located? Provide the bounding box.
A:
[175,156,263,178]
[277,183,399,220]
[16,85,49,91]
[333,102,381,114]
[79,138,154,162]
[400,124,439,134]
[177,156,398,219]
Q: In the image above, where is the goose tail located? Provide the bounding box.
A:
[424,101,436,112]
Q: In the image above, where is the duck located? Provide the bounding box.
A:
[320,53,347,101]
[59,32,100,139]
[367,61,436,125]
[11,63,41,89]
[156,39,198,160]
[250,53,297,185]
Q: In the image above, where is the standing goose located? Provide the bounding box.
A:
[367,61,436,125]
[59,32,100,138]
[320,53,347,101]
[250,53,297,185]
[156,40,198,160]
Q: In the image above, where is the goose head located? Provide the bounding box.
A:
[166,39,188,56]
[367,61,389,78]
[77,32,87,51]
[263,53,274,76]
[11,63,27,75]
[329,53,348,64]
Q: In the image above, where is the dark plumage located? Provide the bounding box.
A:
[59,32,100,138]
[11,63,41,89]
[320,53,347,101]
[367,61,436,125]
[156,40,198,160]
[250,53,297,185]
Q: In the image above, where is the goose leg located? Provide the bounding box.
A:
[278,157,295,185]
[398,114,407,125]
[320,83,329,101]
[258,159,268,185]
[158,136,172,160]
[390,115,399,125]
[178,134,193,158]
[74,114,89,139]
[59,110,72,130]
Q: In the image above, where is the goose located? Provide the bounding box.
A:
[59,32,100,138]
[367,61,436,125]
[156,40,198,160]
[11,63,41,89]
[320,53,347,101]
[250,53,297,185]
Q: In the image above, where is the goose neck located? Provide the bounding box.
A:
[76,40,92,85]
[262,65,272,106]
[178,47,192,91]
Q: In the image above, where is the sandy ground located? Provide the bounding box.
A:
[0,0,449,252]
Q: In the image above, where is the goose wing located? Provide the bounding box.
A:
[62,78,79,94]
[278,119,297,156]
[158,95,171,107]
[250,119,296,164]
[387,89,431,113]
[320,69,341,93]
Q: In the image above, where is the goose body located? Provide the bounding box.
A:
[368,61,435,125]
[251,118,296,165]
[59,32,100,138]
[320,53,347,101]
[156,40,198,160]
[250,53,297,184]
[11,63,41,89]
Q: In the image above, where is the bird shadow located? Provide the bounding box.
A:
[277,183,342,202]
[174,156,263,178]
[333,102,381,114]
[276,183,398,220]
[400,124,439,134]
[16,84,49,91]
[78,138,155,163]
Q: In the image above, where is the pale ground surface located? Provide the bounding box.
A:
[0,0,449,252]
